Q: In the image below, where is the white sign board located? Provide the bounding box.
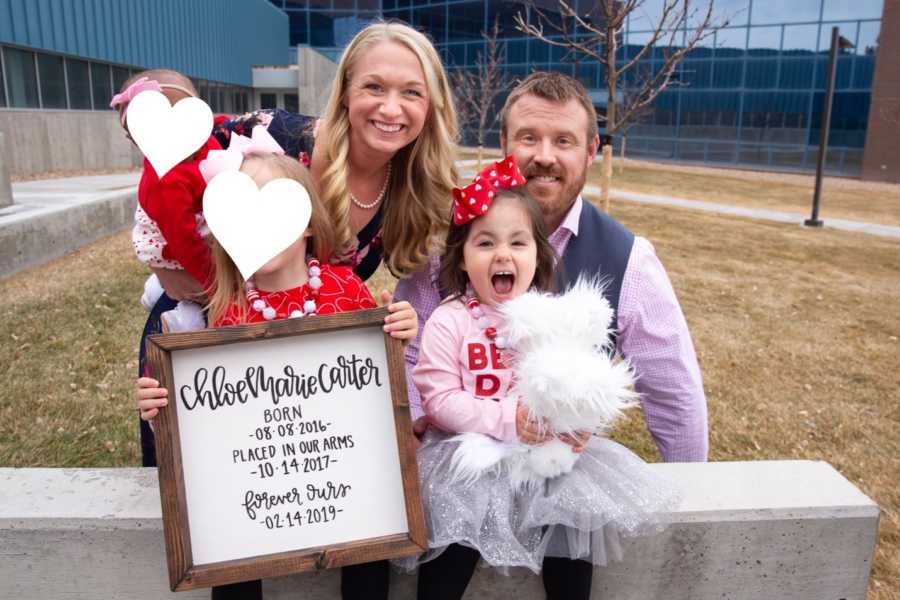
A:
[146,309,426,591]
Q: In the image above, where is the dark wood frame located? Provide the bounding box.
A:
[145,307,426,591]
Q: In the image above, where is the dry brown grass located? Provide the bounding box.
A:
[0,195,897,596]
[595,158,900,227]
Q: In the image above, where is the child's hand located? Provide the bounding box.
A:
[558,430,592,453]
[516,403,554,445]
[380,291,418,345]
[152,267,205,302]
[136,377,168,422]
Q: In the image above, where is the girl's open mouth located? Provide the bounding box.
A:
[491,272,515,294]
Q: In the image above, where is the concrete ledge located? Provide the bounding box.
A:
[0,461,878,599]
[0,173,139,278]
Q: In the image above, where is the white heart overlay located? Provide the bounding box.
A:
[126,91,214,179]
[203,172,312,280]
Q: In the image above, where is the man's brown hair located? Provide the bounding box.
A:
[500,71,599,143]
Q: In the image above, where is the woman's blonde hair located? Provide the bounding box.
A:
[207,155,334,325]
[318,21,458,278]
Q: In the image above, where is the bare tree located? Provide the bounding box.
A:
[451,18,511,169]
[516,0,727,212]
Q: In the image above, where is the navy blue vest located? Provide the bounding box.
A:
[558,200,635,340]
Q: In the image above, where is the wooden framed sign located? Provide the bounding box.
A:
[145,307,426,591]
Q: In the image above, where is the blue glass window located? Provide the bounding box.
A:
[384,8,411,24]
[682,60,712,88]
[3,47,39,108]
[818,22,858,51]
[575,63,598,89]
[66,59,91,110]
[748,25,781,55]
[487,1,528,38]
[712,59,743,88]
[856,21,880,55]
[289,11,308,45]
[751,0,821,25]
[447,2,484,42]
[529,38,550,63]
[413,5,447,45]
[91,62,111,110]
[37,53,67,109]
[779,58,815,88]
[852,55,875,88]
[716,27,747,57]
[745,59,777,88]
[813,55,852,90]
[446,43,466,66]
[822,0,883,20]
[781,24,819,55]
[507,39,527,64]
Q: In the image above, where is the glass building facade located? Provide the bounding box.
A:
[270,0,884,176]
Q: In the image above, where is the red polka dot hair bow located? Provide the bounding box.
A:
[451,155,526,225]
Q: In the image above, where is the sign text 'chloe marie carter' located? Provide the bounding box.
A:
[146,309,425,591]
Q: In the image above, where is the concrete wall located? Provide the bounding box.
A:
[0,110,142,177]
[0,461,879,599]
[297,47,339,117]
[0,132,11,208]
[861,0,900,182]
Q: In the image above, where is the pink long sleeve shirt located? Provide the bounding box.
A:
[395,196,708,463]
[412,300,519,442]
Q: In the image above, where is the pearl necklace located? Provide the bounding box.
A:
[465,297,507,349]
[349,162,391,210]
[245,258,323,321]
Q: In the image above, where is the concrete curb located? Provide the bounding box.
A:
[0,185,137,278]
[0,461,879,599]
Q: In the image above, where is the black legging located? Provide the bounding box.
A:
[209,561,389,600]
[417,544,593,600]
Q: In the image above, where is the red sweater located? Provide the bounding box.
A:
[214,265,377,327]
[138,135,221,286]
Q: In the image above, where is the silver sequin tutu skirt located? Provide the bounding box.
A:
[395,430,682,573]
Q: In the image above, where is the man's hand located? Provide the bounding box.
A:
[152,268,205,302]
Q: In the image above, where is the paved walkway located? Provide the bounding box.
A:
[457,159,900,239]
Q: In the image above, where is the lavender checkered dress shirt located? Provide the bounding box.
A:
[395,197,708,462]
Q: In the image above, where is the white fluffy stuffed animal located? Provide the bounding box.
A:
[448,278,639,488]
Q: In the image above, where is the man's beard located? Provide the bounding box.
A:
[524,165,588,224]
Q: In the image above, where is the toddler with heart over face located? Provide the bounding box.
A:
[110,69,225,320]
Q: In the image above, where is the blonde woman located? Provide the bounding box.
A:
[205,21,459,600]
[212,21,458,283]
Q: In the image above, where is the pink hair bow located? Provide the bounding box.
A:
[109,77,162,109]
[199,125,285,183]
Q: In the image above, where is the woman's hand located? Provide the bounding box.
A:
[516,403,554,445]
[136,377,168,422]
[151,267,205,302]
[380,291,418,345]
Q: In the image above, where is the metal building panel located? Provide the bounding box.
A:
[0,0,288,85]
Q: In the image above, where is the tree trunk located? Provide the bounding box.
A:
[601,143,613,213]
[618,136,626,175]
[477,145,484,170]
